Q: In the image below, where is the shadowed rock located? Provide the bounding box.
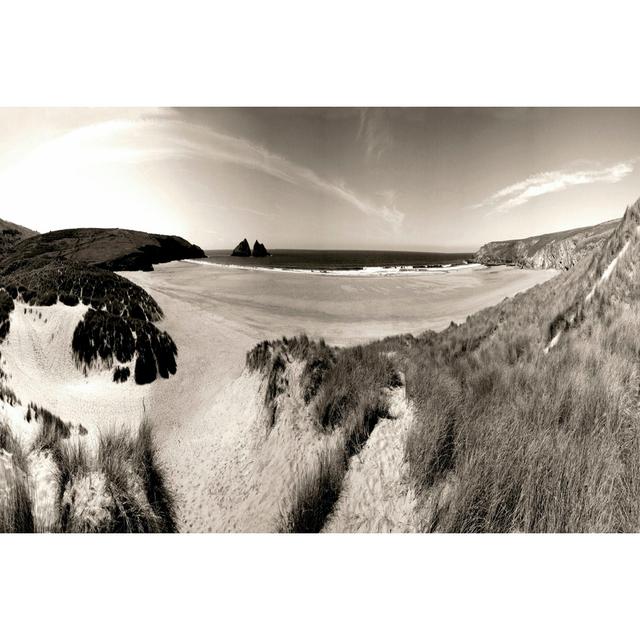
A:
[252,240,270,257]
[231,238,251,257]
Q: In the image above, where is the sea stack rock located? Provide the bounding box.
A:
[231,238,251,257]
[252,240,270,257]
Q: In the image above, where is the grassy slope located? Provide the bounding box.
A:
[0,218,38,239]
[397,200,640,531]
[0,218,38,260]
[247,336,403,532]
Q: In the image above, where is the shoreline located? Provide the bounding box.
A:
[184,258,482,277]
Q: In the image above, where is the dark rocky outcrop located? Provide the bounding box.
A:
[4,228,205,272]
[231,238,251,257]
[475,219,619,270]
[252,240,270,257]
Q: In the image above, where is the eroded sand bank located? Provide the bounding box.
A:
[118,261,557,531]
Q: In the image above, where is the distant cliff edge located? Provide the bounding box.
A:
[475,219,620,270]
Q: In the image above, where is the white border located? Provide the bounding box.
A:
[3,534,640,638]
[0,0,639,106]
[2,1,640,638]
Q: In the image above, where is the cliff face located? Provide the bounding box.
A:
[475,219,619,270]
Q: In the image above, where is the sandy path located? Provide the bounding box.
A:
[323,387,418,533]
[160,371,264,532]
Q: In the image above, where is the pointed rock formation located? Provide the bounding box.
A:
[231,238,251,257]
[252,240,270,257]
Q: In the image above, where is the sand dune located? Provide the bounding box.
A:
[0,260,558,531]
[1,301,148,439]
[121,261,557,531]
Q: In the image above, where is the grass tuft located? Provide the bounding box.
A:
[279,446,347,533]
[0,422,34,533]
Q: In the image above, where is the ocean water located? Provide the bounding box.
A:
[201,249,474,274]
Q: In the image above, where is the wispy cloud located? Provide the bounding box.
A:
[357,108,393,163]
[2,114,405,228]
[222,205,273,219]
[473,160,636,215]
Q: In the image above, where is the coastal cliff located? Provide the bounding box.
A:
[5,227,206,272]
[475,218,619,270]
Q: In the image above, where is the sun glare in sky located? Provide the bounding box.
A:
[0,107,638,250]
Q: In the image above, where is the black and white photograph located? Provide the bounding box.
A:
[3,106,640,534]
[3,2,640,637]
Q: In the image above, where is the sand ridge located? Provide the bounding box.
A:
[1,301,148,437]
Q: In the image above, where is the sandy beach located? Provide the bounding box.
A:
[128,261,557,345]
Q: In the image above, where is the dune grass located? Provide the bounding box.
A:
[1,416,176,533]
[404,309,640,532]
[279,445,347,533]
[250,335,403,532]
[97,421,177,532]
[315,345,400,434]
[72,307,177,385]
[28,403,76,449]
[397,203,640,531]
[54,421,177,533]
[0,423,35,533]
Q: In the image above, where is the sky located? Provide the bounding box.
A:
[0,107,639,251]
